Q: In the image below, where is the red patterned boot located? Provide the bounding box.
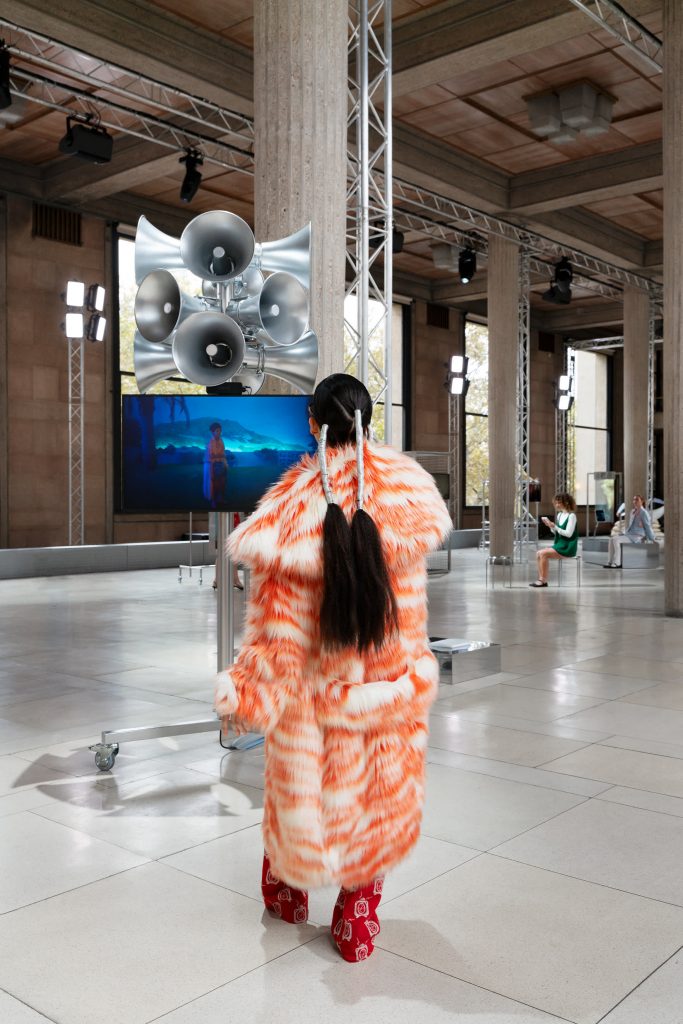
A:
[331,877,383,962]
[261,853,309,924]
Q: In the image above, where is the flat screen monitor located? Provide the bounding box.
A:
[121,394,315,513]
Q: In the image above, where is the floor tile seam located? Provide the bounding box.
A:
[486,851,683,913]
[156,820,264,862]
[583,735,683,762]
[159,858,268,905]
[0,860,148,920]
[142,932,329,1024]
[485,677,644,700]
[0,984,58,1023]
[181,763,265,790]
[536,741,683,775]
[593,942,683,1024]
[426,743,608,794]
[26,805,157,860]
[446,710,614,740]
[368,945,579,1024]
[594,787,683,818]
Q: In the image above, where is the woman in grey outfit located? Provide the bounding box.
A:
[605,494,655,568]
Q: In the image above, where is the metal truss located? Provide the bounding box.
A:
[346,0,393,443]
[68,339,84,545]
[392,175,656,293]
[514,250,532,562]
[647,297,657,507]
[566,0,662,73]
[2,18,253,174]
[555,348,576,496]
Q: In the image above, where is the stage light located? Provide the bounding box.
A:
[58,117,113,164]
[65,280,85,307]
[87,283,105,312]
[555,372,574,411]
[368,221,405,254]
[179,149,203,204]
[0,42,11,110]
[65,312,84,338]
[87,314,106,342]
[450,354,469,375]
[459,247,476,284]
[449,376,469,396]
[542,257,573,304]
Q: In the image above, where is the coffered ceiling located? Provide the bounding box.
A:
[0,0,666,332]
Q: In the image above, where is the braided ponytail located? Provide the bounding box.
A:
[312,374,397,653]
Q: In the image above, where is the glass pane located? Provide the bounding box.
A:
[574,350,607,429]
[118,237,136,377]
[574,427,608,503]
[465,321,489,416]
[465,413,489,506]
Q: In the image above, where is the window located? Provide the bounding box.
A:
[571,348,609,504]
[117,234,205,396]
[464,320,489,506]
[343,295,406,449]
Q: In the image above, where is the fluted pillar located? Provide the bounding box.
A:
[254,0,347,387]
[623,286,650,506]
[487,234,519,558]
[664,0,683,615]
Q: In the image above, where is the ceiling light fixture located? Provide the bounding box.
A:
[527,81,614,144]
[58,115,113,164]
[542,257,573,305]
[179,148,203,204]
[459,247,476,284]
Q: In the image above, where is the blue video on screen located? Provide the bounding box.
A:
[121,394,315,513]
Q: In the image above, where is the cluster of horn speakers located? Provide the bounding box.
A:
[133,211,318,395]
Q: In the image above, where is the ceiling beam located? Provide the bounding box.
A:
[535,301,624,331]
[508,142,662,215]
[2,0,253,114]
[392,0,661,97]
[41,140,181,204]
[526,208,647,269]
[394,124,509,212]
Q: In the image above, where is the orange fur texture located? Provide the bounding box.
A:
[215,441,452,889]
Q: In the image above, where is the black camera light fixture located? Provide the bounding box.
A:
[179,148,204,204]
[58,114,113,164]
[543,257,573,305]
[458,246,477,285]
[0,41,12,110]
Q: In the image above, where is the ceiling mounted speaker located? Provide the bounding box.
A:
[252,223,311,291]
[179,211,255,283]
[229,271,308,346]
[172,311,246,387]
[239,329,318,395]
[134,216,184,284]
[134,270,205,343]
[133,331,178,393]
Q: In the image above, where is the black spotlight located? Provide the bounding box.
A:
[58,116,113,164]
[0,42,11,110]
[180,148,203,204]
[542,257,573,305]
[368,220,405,254]
[459,246,476,284]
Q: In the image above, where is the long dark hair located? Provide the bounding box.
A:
[310,373,397,653]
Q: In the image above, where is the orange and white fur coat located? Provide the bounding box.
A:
[215,441,452,891]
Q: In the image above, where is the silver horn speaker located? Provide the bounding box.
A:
[229,271,308,347]
[134,216,184,284]
[133,332,178,393]
[236,329,318,395]
[172,311,246,387]
[180,211,255,283]
[135,270,205,343]
[252,223,311,291]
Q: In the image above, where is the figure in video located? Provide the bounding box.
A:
[205,422,228,509]
[215,373,452,963]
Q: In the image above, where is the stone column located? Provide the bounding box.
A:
[487,234,519,558]
[622,286,650,507]
[664,0,683,615]
[253,0,347,388]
